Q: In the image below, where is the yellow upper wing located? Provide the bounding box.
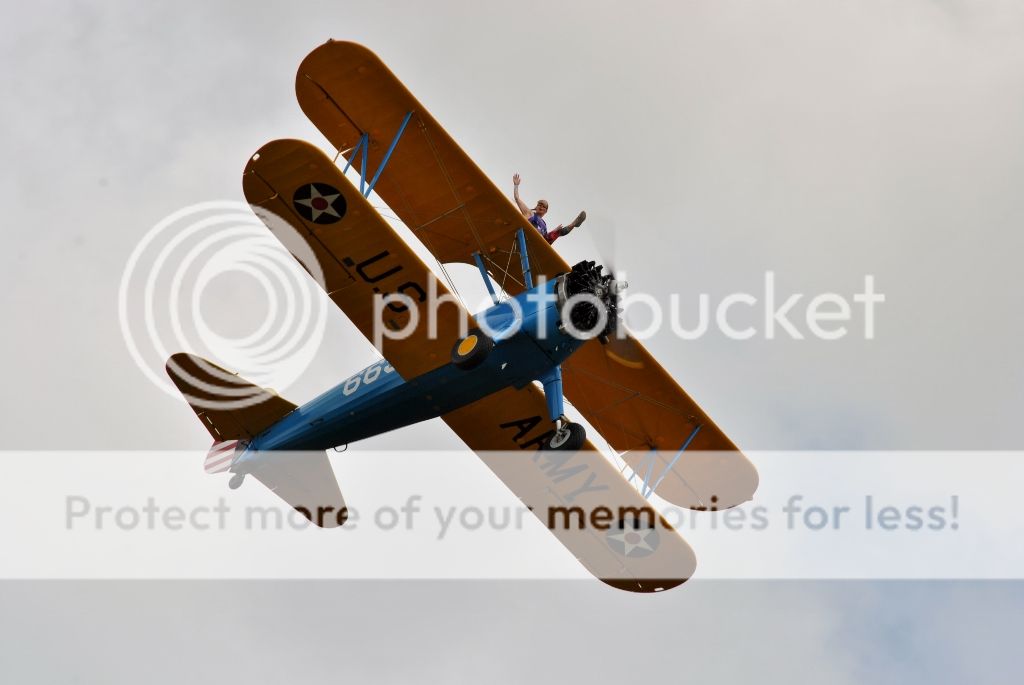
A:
[243,138,696,591]
[295,41,758,509]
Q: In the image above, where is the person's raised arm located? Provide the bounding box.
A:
[512,173,531,218]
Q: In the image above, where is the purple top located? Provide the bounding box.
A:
[529,213,548,239]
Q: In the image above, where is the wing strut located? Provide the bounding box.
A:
[643,425,704,499]
[338,111,414,198]
[340,133,367,188]
[471,228,535,306]
[365,110,413,197]
[472,251,500,305]
[516,227,534,289]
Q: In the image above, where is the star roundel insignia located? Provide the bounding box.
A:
[293,182,347,224]
[606,515,660,558]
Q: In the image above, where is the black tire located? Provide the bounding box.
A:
[228,473,246,490]
[451,329,493,370]
[545,422,586,451]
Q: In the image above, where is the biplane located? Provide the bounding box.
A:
[166,41,758,592]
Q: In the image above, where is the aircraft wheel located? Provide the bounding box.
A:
[546,422,586,451]
[228,473,246,490]
[451,329,493,370]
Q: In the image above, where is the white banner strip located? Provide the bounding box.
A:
[2,451,1016,580]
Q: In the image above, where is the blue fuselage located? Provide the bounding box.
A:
[242,278,583,454]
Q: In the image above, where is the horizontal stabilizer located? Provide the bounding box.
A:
[248,451,348,528]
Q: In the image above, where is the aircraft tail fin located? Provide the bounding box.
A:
[167,353,347,528]
[165,353,297,441]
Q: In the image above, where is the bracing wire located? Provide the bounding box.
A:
[370,204,468,310]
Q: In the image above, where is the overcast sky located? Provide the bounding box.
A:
[3,1,1024,682]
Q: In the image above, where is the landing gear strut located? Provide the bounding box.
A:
[538,366,585,450]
